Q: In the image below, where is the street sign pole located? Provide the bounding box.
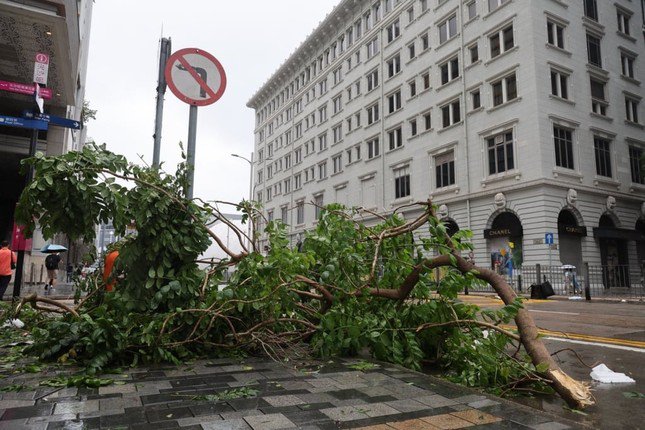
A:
[186,105,198,199]
[153,37,172,168]
[164,47,227,200]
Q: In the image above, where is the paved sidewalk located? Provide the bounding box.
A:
[0,358,583,429]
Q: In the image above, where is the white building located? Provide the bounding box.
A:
[248,0,645,285]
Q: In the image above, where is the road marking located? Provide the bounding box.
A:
[545,337,645,353]
[500,325,645,349]
[529,310,579,316]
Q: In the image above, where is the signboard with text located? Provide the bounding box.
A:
[33,52,49,85]
[0,80,52,99]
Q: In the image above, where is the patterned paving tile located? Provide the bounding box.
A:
[420,413,475,429]
[244,412,296,430]
[451,409,502,425]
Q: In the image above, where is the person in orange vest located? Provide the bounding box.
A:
[0,240,18,300]
[102,249,120,292]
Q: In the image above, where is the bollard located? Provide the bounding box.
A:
[536,264,541,288]
[518,274,522,292]
[584,262,591,301]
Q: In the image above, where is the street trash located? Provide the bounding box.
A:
[2,318,25,328]
[590,364,635,384]
[530,281,555,299]
[568,296,583,301]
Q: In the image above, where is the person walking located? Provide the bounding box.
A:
[44,251,61,292]
[0,240,17,300]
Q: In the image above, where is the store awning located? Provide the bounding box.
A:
[593,227,645,241]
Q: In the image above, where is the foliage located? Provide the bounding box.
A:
[186,386,260,402]
[14,144,550,395]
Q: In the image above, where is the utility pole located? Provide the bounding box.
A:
[152,37,171,168]
[231,153,254,248]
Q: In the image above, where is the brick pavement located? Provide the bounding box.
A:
[0,358,583,429]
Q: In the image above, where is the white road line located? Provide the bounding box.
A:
[545,337,645,353]
[529,310,579,316]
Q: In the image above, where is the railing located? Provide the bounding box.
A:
[465,263,644,300]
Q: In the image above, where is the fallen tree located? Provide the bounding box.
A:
[14,144,593,409]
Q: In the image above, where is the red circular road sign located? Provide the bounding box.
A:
[165,48,227,106]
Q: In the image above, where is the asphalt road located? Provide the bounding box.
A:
[460,294,645,429]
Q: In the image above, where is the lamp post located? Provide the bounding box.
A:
[231,153,254,248]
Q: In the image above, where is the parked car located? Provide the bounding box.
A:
[81,261,101,278]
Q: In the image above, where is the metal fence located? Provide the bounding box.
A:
[466,263,644,300]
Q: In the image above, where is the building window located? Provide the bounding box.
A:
[296,201,304,224]
[617,9,631,36]
[268,210,274,222]
[625,97,640,124]
[318,161,327,180]
[491,73,517,106]
[367,137,380,159]
[629,146,644,184]
[394,166,411,199]
[469,43,479,63]
[410,119,418,136]
[423,111,431,130]
[420,0,428,12]
[333,124,343,143]
[280,206,288,224]
[387,54,401,78]
[266,188,273,202]
[409,80,417,97]
[590,77,608,116]
[586,33,602,68]
[333,95,342,114]
[367,103,380,125]
[387,19,400,43]
[333,67,342,85]
[295,148,302,164]
[488,0,509,13]
[388,127,403,150]
[387,90,402,114]
[319,105,327,123]
[267,164,273,179]
[367,69,379,91]
[471,89,481,110]
[367,37,380,58]
[295,173,302,190]
[594,137,612,177]
[421,32,430,50]
[314,194,324,219]
[435,151,455,188]
[407,6,415,23]
[584,0,598,21]
[332,154,343,174]
[440,56,459,85]
[490,24,514,58]
[408,42,416,60]
[285,154,292,169]
[355,112,361,128]
[318,133,328,151]
[319,78,328,94]
[441,99,461,128]
[547,20,565,49]
[553,126,574,169]
[439,15,457,44]
[550,69,569,99]
[487,130,514,175]
[422,71,430,90]
[621,52,635,79]
[467,1,477,20]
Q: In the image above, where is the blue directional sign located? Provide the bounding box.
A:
[23,111,81,130]
[0,114,48,131]
[545,232,554,245]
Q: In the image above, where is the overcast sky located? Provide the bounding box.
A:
[85,0,340,209]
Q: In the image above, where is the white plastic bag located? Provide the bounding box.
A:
[590,364,635,384]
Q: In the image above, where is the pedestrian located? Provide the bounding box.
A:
[66,262,73,282]
[103,249,119,292]
[44,251,61,292]
[0,240,18,300]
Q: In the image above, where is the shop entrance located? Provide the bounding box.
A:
[636,219,645,269]
[597,214,629,288]
[485,211,523,277]
[558,209,585,270]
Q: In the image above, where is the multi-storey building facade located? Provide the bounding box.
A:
[248,0,645,282]
[0,0,93,287]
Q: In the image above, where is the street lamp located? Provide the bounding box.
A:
[231,153,254,248]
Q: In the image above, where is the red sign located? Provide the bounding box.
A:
[165,48,226,106]
[11,224,32,252]
[0,80,52,99]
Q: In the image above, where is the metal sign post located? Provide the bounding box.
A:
[545,233,554,268]
[164,48,227,199]
[153,37,172,168]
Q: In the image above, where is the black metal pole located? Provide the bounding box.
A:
[12,128,39,298]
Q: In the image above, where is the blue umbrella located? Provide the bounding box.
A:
[41,243,68,254]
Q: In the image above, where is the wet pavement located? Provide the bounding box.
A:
[0,357,585,429]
